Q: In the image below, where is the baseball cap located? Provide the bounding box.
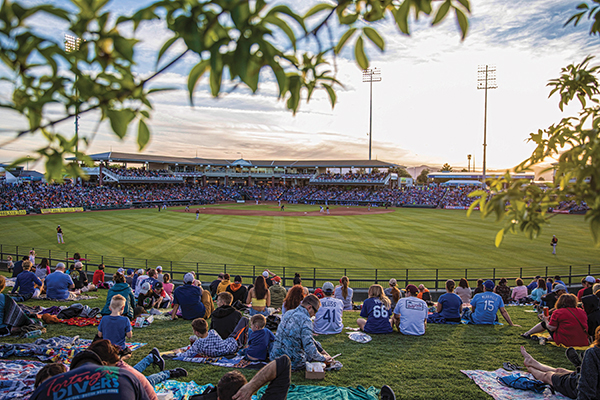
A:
[322,282,334,293]
[234,275,242,283]
[156,266,162,271]
[140,282,151,295]
[137,269,144,274]
[127,269,134,275]
[389,278,397,286]
[554,283,567,292]
[262,271,269,278]
[406,284,418,294]
[272,276,281,283]
[117,268,124,274]
[585,276,596,284]
[183,272,195,284]
[484,280,495,290]
[153,281,163,290]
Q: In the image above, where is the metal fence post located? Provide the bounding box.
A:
[545,266,548,278]
[196,263,199,278]
[344,268,347,277]
[520,268,522,279]
[224,264,227,273]
[493,268,496,281]
[569,266,572,287]
[435,269,438,291]
[375,269,378,284]
[16,246,18,259]
[85,254,88,272]
[101,255,104,265]
[313,268,316,290]
[283,267,286,287]
[123,257,125,268]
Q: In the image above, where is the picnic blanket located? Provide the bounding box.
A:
[0,359,46,400]
[530,332,591,350]
[166,346,267,369]
[257,384,380,400]
[461,368,570,399]
[0,335,146,365]
[61,317,101,327]
[153,381,212,400]
[36,294,98,302]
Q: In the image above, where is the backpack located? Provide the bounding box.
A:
[57,304,84,319]
[265,315,281,331]
[497,373,554,394]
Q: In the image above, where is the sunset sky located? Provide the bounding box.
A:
[0,0,596,173]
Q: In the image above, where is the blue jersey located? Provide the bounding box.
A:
[314,297,344,334]
[360,298,393,334]
[438,293,462,320]
[471,291,504,324]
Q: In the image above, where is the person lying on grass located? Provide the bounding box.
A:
[175,317,249,358]
[520,326,600,400]
[357,284,393,334]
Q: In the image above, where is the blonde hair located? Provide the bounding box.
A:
[368,284,391,308]
[110,294,126,312]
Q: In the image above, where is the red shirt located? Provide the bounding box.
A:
[93,270,105,286]
[549,307,589,347]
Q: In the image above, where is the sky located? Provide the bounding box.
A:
[0,0,597,176]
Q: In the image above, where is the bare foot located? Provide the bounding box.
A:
[520,346,534,368]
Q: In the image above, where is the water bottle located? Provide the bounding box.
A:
[23,330,42,338]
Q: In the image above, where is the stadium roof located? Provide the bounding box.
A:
[84,152,402,168]
[427,172,535,179]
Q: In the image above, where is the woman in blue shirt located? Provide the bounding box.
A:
[530,278,547,304]
[429,279,462,323]
[357,284,393,333]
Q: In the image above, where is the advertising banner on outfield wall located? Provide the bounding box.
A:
[40,207,84,214]
[0,210,26,216]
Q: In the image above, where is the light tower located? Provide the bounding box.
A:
[64,34,82,155]
[362,68,381,161]
[467,154,471,172]
[477,65,497,186]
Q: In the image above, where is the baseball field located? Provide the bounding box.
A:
[1,203,598,285]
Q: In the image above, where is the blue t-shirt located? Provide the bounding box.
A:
[360,298,393,334]
[471,291,504,324]
[98,315,132,349]
[247,328,275,360]
[45,271,74,300]
[173,284,205,320]
[438,293,462,320]
[531,288,546,303]
[12,271,42,296]
[314,297,344,334]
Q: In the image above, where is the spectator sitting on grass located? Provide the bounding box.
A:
[583,294,600,340]
[494,278,511,304]
[511,278,529,304]
[137,282,162,312]
[98,294,133,349]
[335,276,353,311]
[281,285,305,314]
[93,264,110,289]
[455,278,472,305]
[211,292,242,339]
[132,269,143,290]
[270,295,334,370]
[171,272,205,320]
[467,280,520,327]
[210,273,225,297]
[541,283,567,311]
[393,284,428,336]
[384,278,402,310]
[226,275,248,305]
[519,329,600,400]
[428,279,462,324]
[473,279,485,296]
[217,273,231,295]
[530,278,547,305]
[241,314,275,361]
[45,263,76,300]
[579,276,596,301]
[10,260,42,302]
[11,256,27,278]
[175,317,248,358]
[101,272,135,320]
[88,339,188,400]
[126,269,134,287]
[70,262,88,290]
[358,284,393,334]
[269,276,287,310]
[247,275,273,317]
[36,258,50,280]
[314,282,344,335]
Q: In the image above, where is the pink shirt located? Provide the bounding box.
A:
[163,282,174,298]
[511,285,528,300]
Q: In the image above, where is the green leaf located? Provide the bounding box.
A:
[432,0,452,26]
[157,36,179,67]
[335,28,357,54]
[187,60,210,105]
[456,0,471,12]
[137,119,150,150]
[106,109,135,139]
[354,36,369,70]
[455,7,469,40]
[494,228,505,247]
[393,1,410,35]
[363,27,385,51]
[323,84,336,107]
[304,3,334,18]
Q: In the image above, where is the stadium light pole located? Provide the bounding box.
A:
[363,68,381,161]
[65,34,82,156]
[477,65,497,186]
[467,154,471,172]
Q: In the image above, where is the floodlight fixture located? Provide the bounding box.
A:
[362,68,382,162]
[477,65,497,186]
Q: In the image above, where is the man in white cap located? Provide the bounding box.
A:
[314,282,344,334]
[551,235,558,255]
[578,276,597,301]
[172,272,205,320]
[156,266,164,283]
[262,269,277,287]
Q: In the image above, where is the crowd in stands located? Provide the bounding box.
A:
[106,166,172,178]
[557,200,590,213]
[438,186,479,208]
[311,172,387,182]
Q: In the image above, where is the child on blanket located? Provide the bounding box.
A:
[176,317,249,358]
[97,295,133,349]
[239,314,275,361]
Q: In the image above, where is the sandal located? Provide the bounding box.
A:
[503,362,523,371]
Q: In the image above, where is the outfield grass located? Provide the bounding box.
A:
[0,205,598,284]
[0,277,578,400]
